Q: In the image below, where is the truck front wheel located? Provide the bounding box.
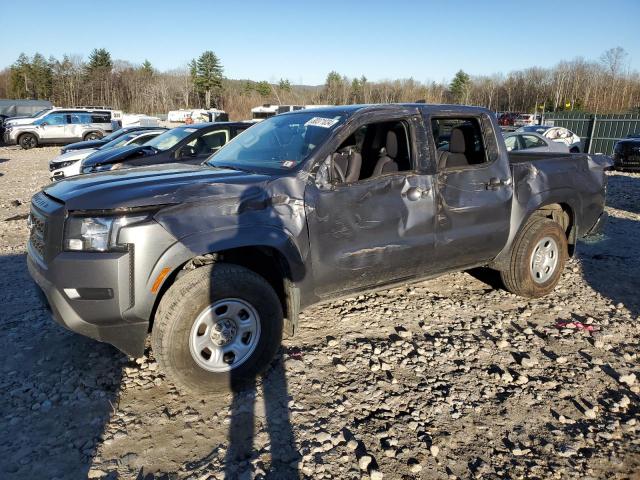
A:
[18,133,38,149]
[500,217,568,298]
[151,263,283,394]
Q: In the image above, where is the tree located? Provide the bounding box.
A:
[9,53,32,98]
[449,70,471,104]
[600,47,627,77]
[140,59,154,76]
[278,78,291,92]
[192,51,224,108]
[254,81,271,97]
[86,48,112,74]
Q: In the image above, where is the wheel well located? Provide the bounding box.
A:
[150,246,294,333]
[18,132,37,142]
[532,203,576,255]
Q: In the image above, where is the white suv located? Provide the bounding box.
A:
[3,108,118,149]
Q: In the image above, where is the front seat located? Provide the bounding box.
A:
[372,131,399,176]
[438,126,470,168]
[332,147,362,183]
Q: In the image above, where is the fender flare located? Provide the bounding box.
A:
[140,225,307,322]
[491,188,582,270]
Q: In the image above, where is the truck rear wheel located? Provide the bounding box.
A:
[18,133,38,149]
[83,132,103,141]
[500,217,567,298]
[151,263,283,394]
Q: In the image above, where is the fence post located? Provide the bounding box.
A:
[587,115,597,154]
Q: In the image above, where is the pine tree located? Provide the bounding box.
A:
[449,70,471,104]
[140,59,154,76]
[192,51,224,108]
[255,81,271,97]
[86,48,112,74]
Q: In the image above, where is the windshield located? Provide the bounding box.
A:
[101,129,130,142]
[207,112,343,172]
[99,132,139,150]
[31,108,52,118]
[143,127,195,151]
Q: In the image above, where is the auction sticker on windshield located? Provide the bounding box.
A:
[305,117,339,128]
[282,160,296,168]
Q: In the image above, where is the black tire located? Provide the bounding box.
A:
[500,217,567,298]
[151,263,283,394]
[83,132,103,141]
[570,146,580,153]
[18,133,38,150]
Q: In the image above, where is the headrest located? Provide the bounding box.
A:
[449,127,467,154]
[385,131,398,158]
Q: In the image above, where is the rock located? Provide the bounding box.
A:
[370,470,384,480]
[358,455,372,471]
[584,407,598,419]
[496,339,509,349]
[408,458,422,473]
[336,363,348,373]
[430,445,440,457]
[87,470,107,479]
[347,439,358,451]
[620,373,636,386]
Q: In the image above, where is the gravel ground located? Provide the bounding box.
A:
[0,146,638,480]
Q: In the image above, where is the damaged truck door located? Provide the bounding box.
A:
[305,110,436,296]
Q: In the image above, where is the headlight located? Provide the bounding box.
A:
[50,159,79,171]
[64,214,149,252]
[84,163,121,174]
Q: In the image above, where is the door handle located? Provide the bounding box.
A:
[404,186,431,201]
[485,178,511,190]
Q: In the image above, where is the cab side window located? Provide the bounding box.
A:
[43,113,67,126]
[431,117,488,169]
[187,130,229,155]
[330,120,413,184]
[521,134,546,149]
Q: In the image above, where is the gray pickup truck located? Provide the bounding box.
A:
[27,104,610,393]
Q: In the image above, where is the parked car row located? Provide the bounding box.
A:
[49,122,252,180]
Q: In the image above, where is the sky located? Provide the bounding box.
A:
[1,0,639,85]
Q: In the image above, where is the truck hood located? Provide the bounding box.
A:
[43,163,272,210]
[82,144,158,168]
[62,139,106,152]
[5,117,36,126]
[50,148,97,165]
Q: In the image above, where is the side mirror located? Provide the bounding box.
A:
[314,155,333,190]
[40,122,48,127]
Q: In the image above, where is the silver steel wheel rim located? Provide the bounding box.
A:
[189,298,261,373]
[530,236,559,284]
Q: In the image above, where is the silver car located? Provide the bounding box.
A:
[3,109,113,149]
[504,131,570,153]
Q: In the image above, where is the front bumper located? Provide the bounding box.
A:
[26,209,180,358]
[28,246,149,357]
[3,130,17,145]
[613,154,640,171]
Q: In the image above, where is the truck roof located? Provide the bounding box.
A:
[286,103,493,116]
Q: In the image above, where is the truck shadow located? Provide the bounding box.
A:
[605,173,640,215]
[0,254,124,480]
[578,214,640,318]
[183,185,301,479]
